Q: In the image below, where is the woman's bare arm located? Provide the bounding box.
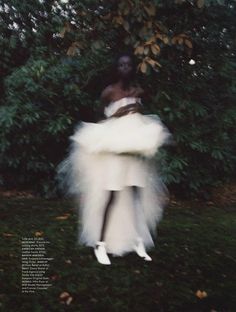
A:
[97,85,115,120]
[100,85,113,106]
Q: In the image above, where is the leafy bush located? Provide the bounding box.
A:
[0,0,235,197]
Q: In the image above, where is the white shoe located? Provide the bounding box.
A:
[94,241,111,265]
[134,237,152,261]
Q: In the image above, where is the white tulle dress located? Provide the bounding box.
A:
[58,97,171,256]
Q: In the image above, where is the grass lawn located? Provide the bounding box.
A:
[0,196,235,312]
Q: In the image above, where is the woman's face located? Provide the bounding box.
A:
[117,56,133,79]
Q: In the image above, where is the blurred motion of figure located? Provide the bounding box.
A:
[58,52,171,265]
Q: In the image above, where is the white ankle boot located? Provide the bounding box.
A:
[94,241,111,265]
[134,237,152,261]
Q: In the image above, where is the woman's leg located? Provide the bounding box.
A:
[132,185,140,202]
[131,186,152,261]
[131,185,141,230]
[94,190,116,265]
[99,190,116,242]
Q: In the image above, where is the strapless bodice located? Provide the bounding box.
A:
[104,97,142,118]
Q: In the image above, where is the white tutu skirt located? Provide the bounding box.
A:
[58,112,170,256]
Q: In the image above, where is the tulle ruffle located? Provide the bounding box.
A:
[70,113,171,157]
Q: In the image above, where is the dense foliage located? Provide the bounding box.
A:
[0,0,235,197]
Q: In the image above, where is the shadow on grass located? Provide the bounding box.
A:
[0,197,235,312]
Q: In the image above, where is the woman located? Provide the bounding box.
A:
[58,53,171,265]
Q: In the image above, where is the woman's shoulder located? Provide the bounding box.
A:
[100,83,144,106]
[100,85,115,105]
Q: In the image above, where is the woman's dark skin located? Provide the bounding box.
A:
[101,56,144,117]
[96,55,144,244]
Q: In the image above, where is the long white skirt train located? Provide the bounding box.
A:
[58,112,170,256]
